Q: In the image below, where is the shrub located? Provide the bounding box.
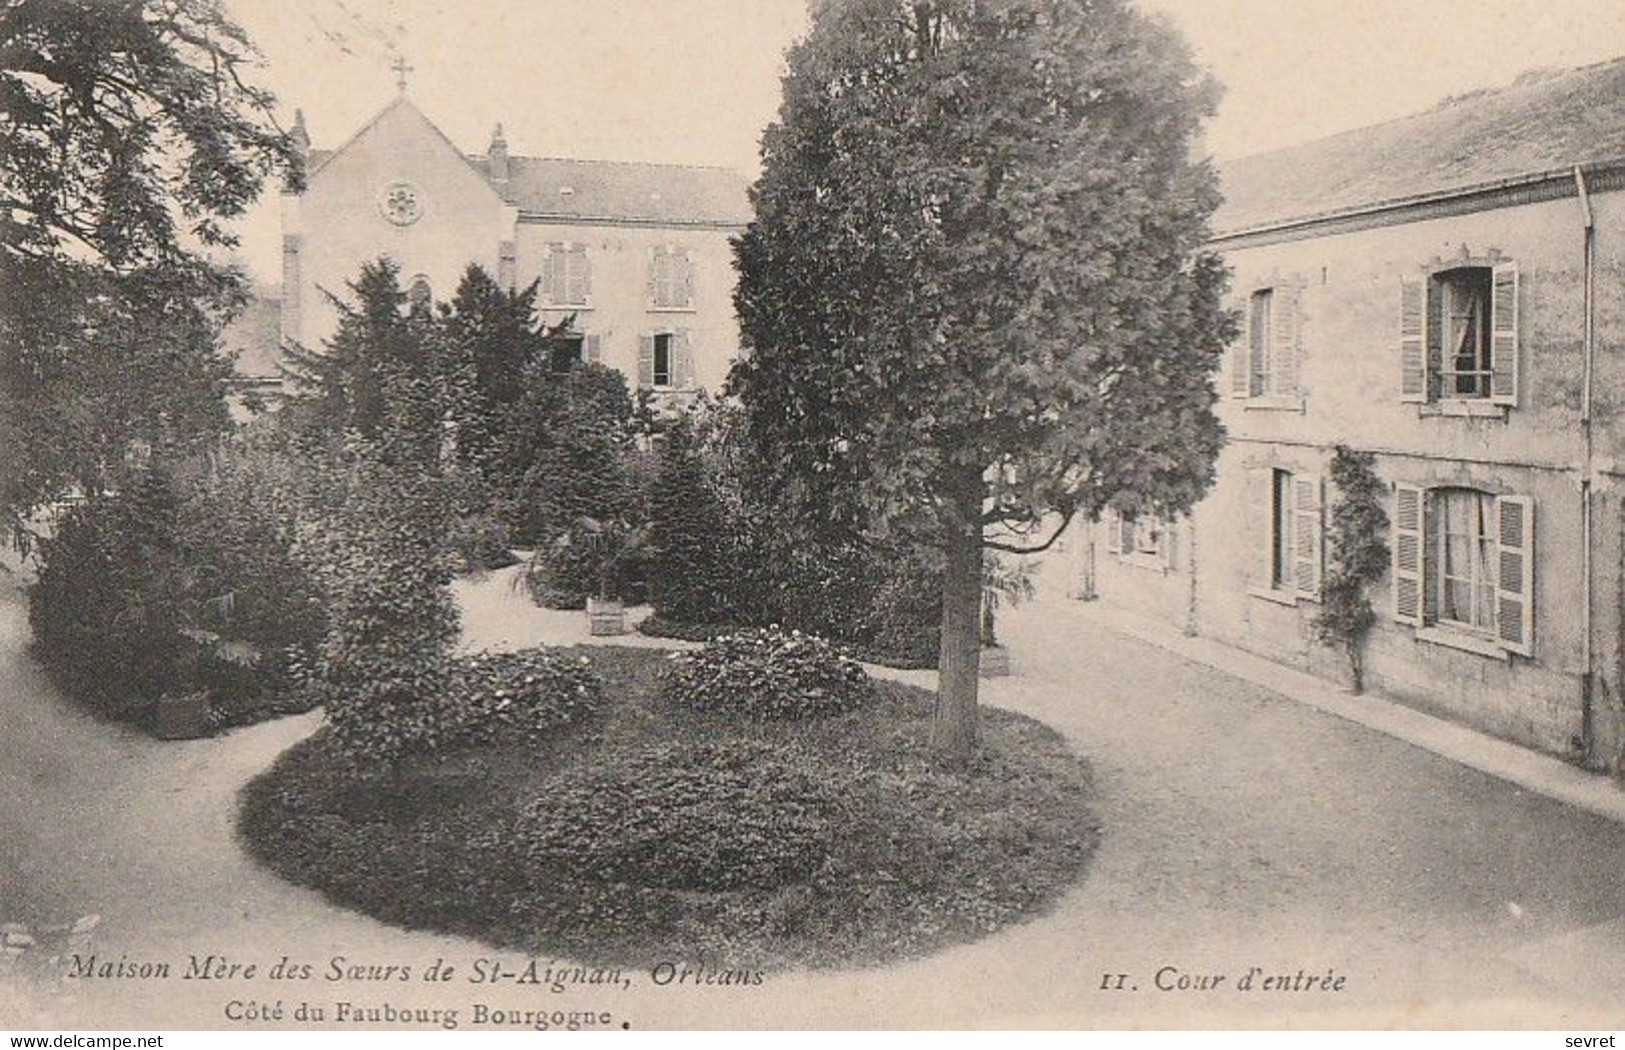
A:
[646,421,740,625]
[28,471,189,718]
[659,626,875,720]
[310,449,461,766]
[442,649,602,745]
[27,448,328,727]
[447,510,517,572]
[518,740,839,891]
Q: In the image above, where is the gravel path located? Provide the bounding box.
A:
[3,567,1624,1028]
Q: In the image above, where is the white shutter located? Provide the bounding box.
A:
[637,335,655,389]
[1104,510,1122,554]
[1271,285,1303,397]
[583,334,602,364]
[1246,468,1273,586]
[674,330,696,389]
[1494,494,1534,655]
[538,243,556,304]
[679,248,696,307]
[1490,261,1520,407]
[648,246,667,308]
[1400,276,1427,403]
[1292,473,1323,598]
[571,243,591,305]
[1231,296,1251,398]
[1392,483,1425,625]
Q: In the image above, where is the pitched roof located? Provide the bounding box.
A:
[302,98,751,228]
[476,155,750,226]
[1214,56,1625,235]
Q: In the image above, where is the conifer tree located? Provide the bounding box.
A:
[732,0,1231,763]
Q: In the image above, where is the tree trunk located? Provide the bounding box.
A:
[932,485,983,766]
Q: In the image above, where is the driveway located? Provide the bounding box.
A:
[2,567,1624,1028]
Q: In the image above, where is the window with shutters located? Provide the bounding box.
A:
[1103,509,1175,572]
[1391,483,1534,657]
[639,330,696,392]
[1231,285,1303,406]
[1399,259,1518,412]
[541,243,591,307]
[1247,466,1322,603]
[649,245,696,311]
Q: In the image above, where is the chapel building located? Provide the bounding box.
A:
[270,92,751,396]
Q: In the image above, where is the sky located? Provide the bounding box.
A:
[222,0,1625,284]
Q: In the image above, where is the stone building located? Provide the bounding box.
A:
[1080,58,1625,768]
[273,91,750,396]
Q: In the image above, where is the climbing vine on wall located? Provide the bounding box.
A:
[1312,446,1390,694]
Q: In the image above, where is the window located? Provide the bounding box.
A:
[1104,510,1173,569]
[548,335,584,374]
[1247,466,1322,600]
[546,333,599,373]
[1392,484,1534,655]
[1399,260,1518,408]
[1436,487,1495,631]
[1249,289,1273,397]
[542,243,591,306]
[640,330,691,390]
[649,245,695,310]
[1272,469,1293,590]
[652,333,673,387]
[1230,285,1302,402]
[1437,268,1492,399]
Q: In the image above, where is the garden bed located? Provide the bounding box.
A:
[238,645,1097,971]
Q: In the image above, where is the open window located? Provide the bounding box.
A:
[1246,466,1322,601]
[1400,260,1518,409]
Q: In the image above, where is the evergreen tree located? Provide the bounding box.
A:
[280,258,449,469]
[647,417,738,625]
[1,0,297,522]
[731,0,1231,763]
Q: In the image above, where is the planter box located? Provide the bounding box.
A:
[979,644,1011,678]
[586,598,628,637]
[153,691,214,740]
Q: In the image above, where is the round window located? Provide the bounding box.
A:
[378,181,424,226]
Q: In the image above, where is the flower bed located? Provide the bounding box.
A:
[239,645,1097,970]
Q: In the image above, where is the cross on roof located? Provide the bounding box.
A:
[391,55,413,94]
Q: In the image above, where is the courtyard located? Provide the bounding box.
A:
[4,566,1625,1028]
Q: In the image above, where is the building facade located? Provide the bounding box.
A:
[275,94,750,396]
[1082,59,1625,769]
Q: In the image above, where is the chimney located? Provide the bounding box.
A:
[487,122,509,185]
[286,109,310,191]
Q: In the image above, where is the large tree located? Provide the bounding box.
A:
[0,0,297,520]
[731,0,1233,763]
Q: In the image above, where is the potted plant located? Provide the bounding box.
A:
[979,555,1036,678]
[555,515,645,636]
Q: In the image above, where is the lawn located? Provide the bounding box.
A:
[238,644,1098,971]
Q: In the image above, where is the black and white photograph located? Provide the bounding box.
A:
[4,0,1625,1034]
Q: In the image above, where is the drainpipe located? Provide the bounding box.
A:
[1575,165,1597,760]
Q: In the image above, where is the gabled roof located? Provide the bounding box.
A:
[302,97,751,228]
[1214,56,1625,235]
[476,155,750,227]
